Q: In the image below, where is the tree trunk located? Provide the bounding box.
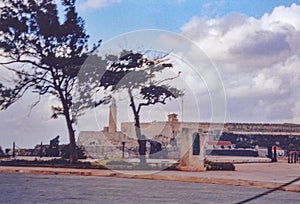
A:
[61,96,77,164]
[129,90,147,165]
[65,113,77,164]
[64,103,77,164]
[135,114,147,165]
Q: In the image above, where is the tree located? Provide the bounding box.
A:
[0,84,16,108]
[0,0,97,163]
[98,50,183,164]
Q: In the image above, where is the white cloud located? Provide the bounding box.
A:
[181,4,300,67]
[201,0,225,17]
[253,73,280,93]
[180,3,300,122]
[78,0,121,11]
[0,92,68,148]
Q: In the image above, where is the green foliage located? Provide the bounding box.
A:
[106,160,131,165]
[0,0,90,117]
[0,84,18,110]
[0,0,100,163]
[99,50,183,98]
[0,158,108,169]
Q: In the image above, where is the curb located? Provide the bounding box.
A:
[0,166,299,193]
[113,173,300,193]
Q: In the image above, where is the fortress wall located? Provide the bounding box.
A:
[77,131,111,146]
[224,123,300,133]
[121,122,174,139]
[121,121,300,141]
[77,121,300,158]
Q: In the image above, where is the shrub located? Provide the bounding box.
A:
[205,161,235,171]
[60,145,87,160]
[106,160,131,165]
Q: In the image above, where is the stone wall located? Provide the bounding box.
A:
[82,145,137,159]
[77,130,138,159]
[224,123,300,133]
[121,121,300,140]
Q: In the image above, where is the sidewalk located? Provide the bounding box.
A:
[0,162,299,193]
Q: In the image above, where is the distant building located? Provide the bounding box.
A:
[77,100,300,159]
[77,98,137,159]
[206,141,234,150]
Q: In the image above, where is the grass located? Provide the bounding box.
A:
[0,158,108,169]
[91,158,179,170]
[0,158,235,171]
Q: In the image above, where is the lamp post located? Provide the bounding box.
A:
[12,141,15,158]
[121,141,126,158]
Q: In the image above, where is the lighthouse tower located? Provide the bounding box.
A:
[108,98,117,133]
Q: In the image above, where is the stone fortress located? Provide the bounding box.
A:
[77,99,300,159]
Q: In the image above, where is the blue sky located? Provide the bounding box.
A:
[75,0,300,124]
[75,0,299,44]
[1,0,300,148]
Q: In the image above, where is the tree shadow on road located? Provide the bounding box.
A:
[235,176,300,204]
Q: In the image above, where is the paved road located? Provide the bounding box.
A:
[0,173,299,204]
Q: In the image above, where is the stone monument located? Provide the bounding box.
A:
[46,135,60,157]
[109,98,117,133]
[177,128,205,171]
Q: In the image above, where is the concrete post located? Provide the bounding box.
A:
[292,152,295,163]
[273,146,277,162]
[199,129,205,165]
[122,141,125,159]
[179,128,189,168]
[12,142,15,158]
[267,146,272,160]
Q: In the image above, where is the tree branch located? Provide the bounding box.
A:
[0,59,50,71]
[27,95,41,117]
[154,72,181,85]
[128,89,138,115]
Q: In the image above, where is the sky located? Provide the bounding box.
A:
[1,0,300,148]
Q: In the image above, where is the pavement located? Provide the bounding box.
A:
[206,156,272,163]
[128,156,272,164]
[0,162,299,193]
[7,155,272,163]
